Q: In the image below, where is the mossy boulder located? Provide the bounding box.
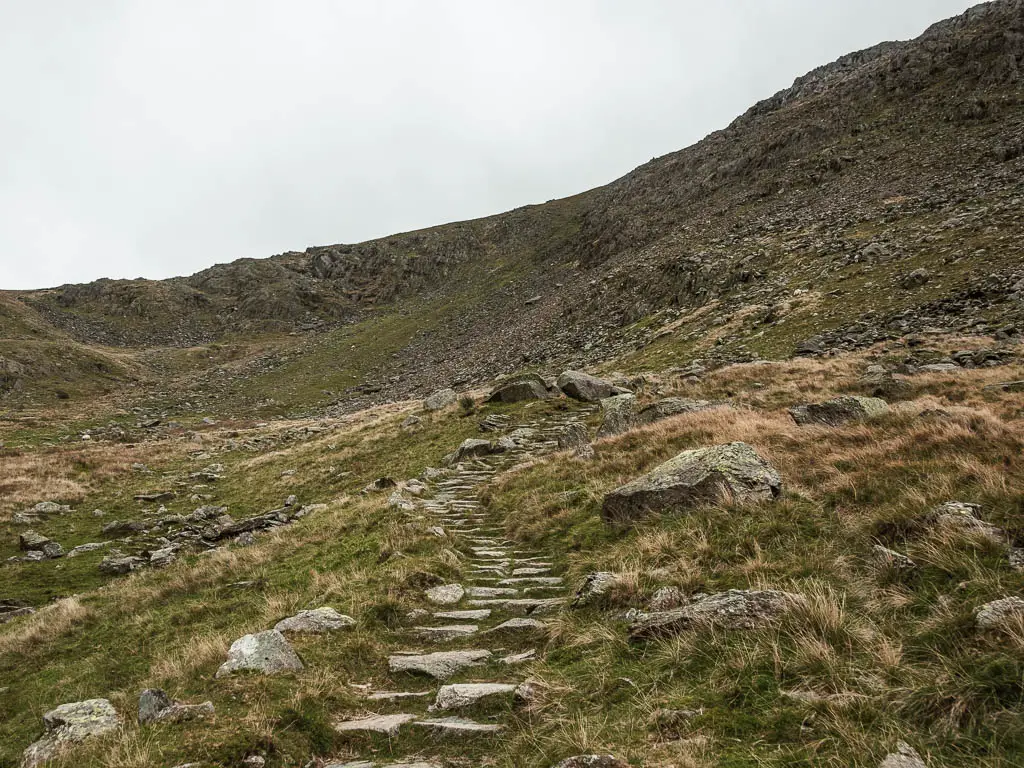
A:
[789,395,888,426]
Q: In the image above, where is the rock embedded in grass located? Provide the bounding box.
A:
[215,629,304,678]
[275,607,355,633]
[138,688,214,724]
[636,397,721,426]
[602,442,781,524]
[629,589,794,639]
[423,388,458,411]
[975,596,1024,632]
[789,395,888,426]
[22,699,119,768]
[572,571,619,607]
[551,756,630,768]
[879,741,927,768]
[425,583,465,605]
[387,649,491,679]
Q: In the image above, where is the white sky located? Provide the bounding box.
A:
[0,0,977,289]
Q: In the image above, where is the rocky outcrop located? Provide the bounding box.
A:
[629,589,793,639]
[602,442,781,524]
[789,396,888,426]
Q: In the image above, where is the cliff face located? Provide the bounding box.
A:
[4,1,1024,404]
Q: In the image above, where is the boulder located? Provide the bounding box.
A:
[22,699,119,768]
[636,398,719,426]
[556,371,623,402]
[975,597,1024,632]
[448,438,495,464]
[557,422,590,451]
[595,394,639,439]
[275,607,355,633]
[789,396,888,426]
[423,389,458,411]
[18,531,51,551]
[486,373,552,403]
[629,589,793,639]
[602,442,781,524]
[215,629,304,678]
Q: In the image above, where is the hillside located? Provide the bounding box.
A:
[2,0,1023,418]
[1,3,1024,768]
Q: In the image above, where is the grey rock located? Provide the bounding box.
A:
[572,572,619,607]
[603,442,781,524]
[413,624,479,641]
[449,438,495,464]
[22,699,119,768]
[411,716,503,734]
[552,756,629,768]
[215,629,304,678]
[879,741,927,768]
[975,597,1024,632]
[873,544,916,571]
[556,370,622,402]
[636,397,720,425]
[275,607,355,633]
[334,713,416,735]
[649,586,686,611]
[99,555,145,575]
[929,500,1005,543]
[486,617,548,634]
[789,396,888,426]
[424,388,458,411]
[66,542,107,558]
[486,373,552,403]
[425,584,465,605]
[595,394,638,438]
[629,589,793,639]
[18,531,50,552]
[432,682,517,710]
[138,688,214,724]
[149,546,177,568]
[388,649,492,679]
[557,422,591,452]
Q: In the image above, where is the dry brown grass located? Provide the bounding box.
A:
[0,597,93,655]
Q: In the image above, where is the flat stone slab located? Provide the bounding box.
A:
[466,586,518,597]
[500,649,537,665]
[425,584,465,606]
[388,650,492,679]
[466,598,566,614]
[334,713,417,735]
[511,567,552,576]
[413,624,479,641]
[412,716,504,735]
[275,607,355,633]
[215,629,303,678]
[434,609,492,620]
[498,577,563,586]
[366,691,431,701]
[327,762,441,768]
[629,590,793,639]
[486,618,548,634]
[432,683,517,710]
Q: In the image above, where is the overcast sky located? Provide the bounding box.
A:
[0,0,977,290]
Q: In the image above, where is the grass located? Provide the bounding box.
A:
[1,342,1023,766]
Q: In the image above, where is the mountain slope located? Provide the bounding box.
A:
[2,0,1023,415]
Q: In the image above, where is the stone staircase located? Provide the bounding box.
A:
[329,408,593,767]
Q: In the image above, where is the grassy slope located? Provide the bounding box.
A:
[0,344,1022,767]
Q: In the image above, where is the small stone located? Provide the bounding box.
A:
[649,586,686,611]
[551,756,629,768]
[572,572,619,607]
[873,544,916,571]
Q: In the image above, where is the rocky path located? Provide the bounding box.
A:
[330,408,593,767]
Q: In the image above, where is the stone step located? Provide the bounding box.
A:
[365,690,431,702]
[498,577,564,586]
[486,617,549,634]
[411,717,503,735]
[431,682,518,711]
[388,650,491,679]
[433,609,491,620]
[334,713,417,735]
[466,597,566,614]
[511,567,552,576]
[413,624,478,641]
[466,586,518,597]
